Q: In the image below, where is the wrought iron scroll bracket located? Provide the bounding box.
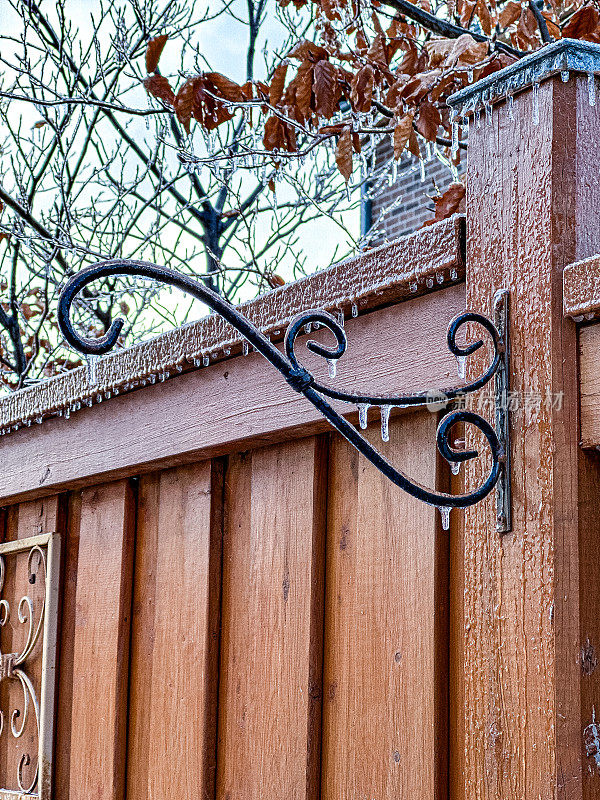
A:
[57,260,511,531]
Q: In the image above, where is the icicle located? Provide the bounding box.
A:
[86,354,99,386]
[409,282,418,293]
[450,461,461,476]
[532,82,540,125]
[243,341,249,356]
[437,506,451,531]
[420,158,426,182]
[351,302,358,318]
[327,359,337,379]
[450,268,458,281]
[304,322,312,334]
[561,69,569,83]
[380,405,391,442]
[202,355,209,366]
[475,107,481,128]
[467,68,474,83]
[508,94,514,121]
[451,119,459,159]
[357,403,370,429]
[456,355,467,381]
[588,73,596,106]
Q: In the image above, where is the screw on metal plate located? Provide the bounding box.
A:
[493,288,512,534]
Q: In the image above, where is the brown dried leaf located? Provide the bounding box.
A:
[145,34,168,73]
[335,126,353,182]
[175,77,200,133]
[400,70,440,104]
[424,182,466,226]
[498,0,521,28]
[270,62,288,106]
[475,0,493,36]
[393,112,414,158]
[32,120,47,129]
[562,4,599,38]
[266,272,286,288]
[263,115,284,150]
[314,59,338,118]
[415,101,441,140]
[295,61,314,120]
[515,7,539,49]
[144,74,176,107]
[288,39,329,62]
[206,72,244,102]
[367,32,389,69]
[350,64,374,112]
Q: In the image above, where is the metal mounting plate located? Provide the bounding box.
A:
[494,289,512,534]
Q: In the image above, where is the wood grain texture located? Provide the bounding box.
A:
[579,323,600,448]
[0,285,464,506]
[67,480,135,800]
[216,437,327,800]
[127,461,223,800]
[0,216,464,434]
[564,255,600,319]
[321,412,448,800]
[463,75,600,799]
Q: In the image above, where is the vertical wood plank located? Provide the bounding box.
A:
[321,412,448,800]
[67,480,135,800]
[54,490,82,799]
[464,74,600,799]
[216,436,327,800]
[127,460,223,800]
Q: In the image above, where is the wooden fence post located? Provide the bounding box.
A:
[451,42,600,800]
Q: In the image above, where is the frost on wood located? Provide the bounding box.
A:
[0,216,464,436]
[563,254,600,320]
[448,39,600,123]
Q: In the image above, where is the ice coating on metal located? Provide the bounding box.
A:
[448,39,600,119]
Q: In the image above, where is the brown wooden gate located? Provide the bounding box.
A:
[2,47,600,800]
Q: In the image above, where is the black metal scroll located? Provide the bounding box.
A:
[57,260,510,530]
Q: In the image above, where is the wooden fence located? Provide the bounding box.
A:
[2,42,600,800]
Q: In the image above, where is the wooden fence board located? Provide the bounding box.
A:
[127,461,223,800]
[321,412,447,800]
[67,481,135,800]
[0,286,465,506]
[216,437,327,800]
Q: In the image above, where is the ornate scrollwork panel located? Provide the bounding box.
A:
[0,534,60,799]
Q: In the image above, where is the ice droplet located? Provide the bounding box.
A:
[456,355,467,381]
[561,69,569,83]
[438,506,451,531]
[358,403,370,429]
[327,359,337,379]
[588,73,596,106]
[243,341,249,356]
[532,82,540,125]
[304,322,312,334]
[508,94,514,120]
[450,461,461,476]
[351,302,359,318]
[380,405,391,442]
[86,354,99,386]
[202,355,209,366]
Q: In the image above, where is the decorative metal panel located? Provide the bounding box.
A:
[0,534,60,799]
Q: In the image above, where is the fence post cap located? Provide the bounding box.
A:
[448,38,600,119]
